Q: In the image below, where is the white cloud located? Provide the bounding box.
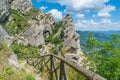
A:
[76,14,84,18]
[100,19,111,24]
[97,5,115,17]
[46,0,109,13]
[48,9,62,20]
[75,19,120,31]
[39,6,48,10]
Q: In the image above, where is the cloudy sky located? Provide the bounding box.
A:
[32,0,120,31]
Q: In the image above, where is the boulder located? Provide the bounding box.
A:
[8,53,20,69]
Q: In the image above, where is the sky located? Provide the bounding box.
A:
[32,0,120,31]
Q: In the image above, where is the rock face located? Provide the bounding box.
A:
[22,25,45,46]
[8,53,20,69]
[11,0,32,11]
[0,0,13,22]
[43,13,55,34]
[22,13,55,46]
[0,25,14,46]
[61,14,83,64]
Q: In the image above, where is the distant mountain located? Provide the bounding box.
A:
[76,30,120,53]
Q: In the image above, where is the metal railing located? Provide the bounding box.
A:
[27,54,106,80]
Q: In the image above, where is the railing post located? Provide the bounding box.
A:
[59,61,67,80]
[60,61,63,80]
[52,58,59,80]
[50,55,53,80]
[62,62,67,80]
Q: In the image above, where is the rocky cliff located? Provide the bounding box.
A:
[0,0,84,65]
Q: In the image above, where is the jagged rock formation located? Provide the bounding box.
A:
[0,0,84,65]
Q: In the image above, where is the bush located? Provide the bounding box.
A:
[45,36,63,45]
[12,43,40,59]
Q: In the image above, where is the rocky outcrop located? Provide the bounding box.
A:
[22,13,55,46]
[63,14,75,39]
[11,0,32,11]
[61,15,83,64]
[43,13,55,34]
[22,25,45,46]
[1,0,84,65]
[0,0,13,22]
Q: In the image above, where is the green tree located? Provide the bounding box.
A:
[86,34,120,80]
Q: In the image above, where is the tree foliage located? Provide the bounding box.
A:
[86,33,120,80]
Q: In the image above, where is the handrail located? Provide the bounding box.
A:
[50,54,106,80]
[27,54,106,80]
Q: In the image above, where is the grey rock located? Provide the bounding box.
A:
[11,0,32,11]
[0,25,9,39]
[44,24,52,34]
[0,0,12,22]
[65,54,80,64]
[43,13,55,26]
[63,37,78,52]
[62,15,75,39]
[22,25,45,46]
[8,53,20,69]
[0,25,14,46]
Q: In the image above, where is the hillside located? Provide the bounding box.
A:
[76,30,120,53]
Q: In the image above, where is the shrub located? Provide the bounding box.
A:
[45,36,63,45]
[12,43,40,59]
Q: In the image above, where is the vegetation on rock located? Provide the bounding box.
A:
[12,43,40,59]
[4,9,30,36]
